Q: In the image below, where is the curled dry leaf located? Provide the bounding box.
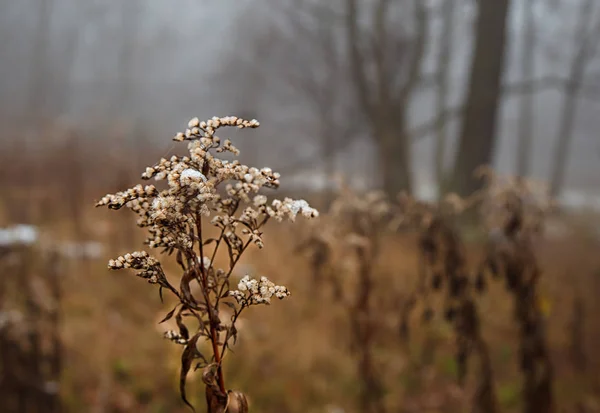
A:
[226,390,249,413]
[203,364,228,413]
[180,334,203,412]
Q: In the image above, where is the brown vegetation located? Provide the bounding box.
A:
[1,119,600,413]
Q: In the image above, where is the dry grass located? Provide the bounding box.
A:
[2,212,600,412]
[2,123,600,413]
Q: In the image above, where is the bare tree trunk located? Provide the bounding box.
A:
[549,0,597,198]
[63,132,86,242]
[378,124,412,196]
[320,110,337,205]
[115,0,143,179]
[115,0,140,118]
[434,0,456,195]
[53,26,81,117]
[549,88,580,198]
[22,0,55,224]
[516,0,536,177]
[345,0,428,197]
[450,0,511,197]
[27,0,55,118]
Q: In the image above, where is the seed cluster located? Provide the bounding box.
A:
[97,116,317,253]
[164,330,189,345]
[108,251,163,283]
[229,275,291,305]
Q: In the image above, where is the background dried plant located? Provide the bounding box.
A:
[0,126,599,413]
[398,193,497,413]
[297,183,400,413]
[476,170,555,413]
[4,1,600,409]
[294,170,563,413]
[0,245,62,413]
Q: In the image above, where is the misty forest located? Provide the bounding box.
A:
[1,0,600,412]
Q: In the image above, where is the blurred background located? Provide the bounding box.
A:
[1,0,600,412]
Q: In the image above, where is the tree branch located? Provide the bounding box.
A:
[397,0,428,105]
[373,0,393,107]
[346,0,375,118]
[276,74,600,177]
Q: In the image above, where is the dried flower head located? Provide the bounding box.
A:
[96,116,318,412]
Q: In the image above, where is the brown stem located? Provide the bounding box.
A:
[220,306,246,361]
[210,328,226,394]
[196,215,227,395]
[216,215,270,304]
[218,216,270,361]
[197,216,206,276]
[351,234,385,413]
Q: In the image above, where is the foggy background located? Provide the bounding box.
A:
[1,0,599,206]
[2,1,600,413]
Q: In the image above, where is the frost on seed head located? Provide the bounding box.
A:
[288,199,319,218]
[180,168,207,184]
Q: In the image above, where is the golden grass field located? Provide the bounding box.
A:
[22,203,595,413]
[1,132,599,413]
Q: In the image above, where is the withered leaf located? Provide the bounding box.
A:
[180,333,202,412]
[223,236,233,255]
[159,304,180,324]
[226,390,249,413]
[180,269,197,306]
[195,348,209,368]
[176,308,190,340]
[176,250,185,270]
[198,318,209,336]
[204,365,228,413]
[193,354,210,371]
[229,324,238,346]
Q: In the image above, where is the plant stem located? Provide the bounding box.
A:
[196,215,227,395]
[210,325,226,394]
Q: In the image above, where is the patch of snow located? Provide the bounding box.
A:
[0,224,39,246]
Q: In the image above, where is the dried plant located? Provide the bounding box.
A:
[298,183,395,413]
[476,170,555,413]
[398,193,497,413]
[0,245,62,413]
[569,292,586,373]
[294,225,338,296]
[95,116,318,412]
